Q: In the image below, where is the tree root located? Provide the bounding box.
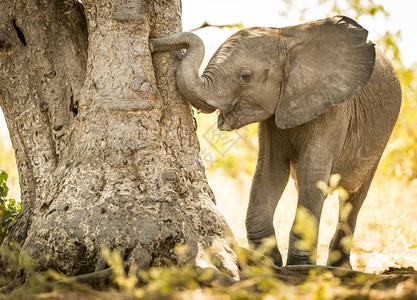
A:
[58,267,114,286]
[275,264,372,278]
[0,274,24,294]
[270,265,376,285]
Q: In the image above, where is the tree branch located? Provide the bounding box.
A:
[189,22,244,32]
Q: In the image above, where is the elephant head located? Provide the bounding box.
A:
[150,16,375,130]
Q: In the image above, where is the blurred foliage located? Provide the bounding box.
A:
[197,0,417,183]
[2,241,417,299]
[0,170,20,245]
[196,111,259,178]
[0,114,19,200]
[379,52,417,180]
[322,0,388,19]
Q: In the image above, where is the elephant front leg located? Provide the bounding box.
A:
[246,203,284,266]
[245,122,290,266]
[286,167,332,265]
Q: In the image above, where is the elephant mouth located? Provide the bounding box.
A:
[216,106,237,131]
[215,98,253,131]
[216,99,273,131]
[216,108,227,118]
[217,111,230,131]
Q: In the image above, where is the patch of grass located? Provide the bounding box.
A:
[1,240,417,299]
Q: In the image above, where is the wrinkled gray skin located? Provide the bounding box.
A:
[150,16,401,268]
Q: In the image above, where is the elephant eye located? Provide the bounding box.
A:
[238,69,253,84]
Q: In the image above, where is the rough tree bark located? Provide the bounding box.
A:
[0,0,239,279]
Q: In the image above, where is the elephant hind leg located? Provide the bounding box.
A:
[327,170,376,268]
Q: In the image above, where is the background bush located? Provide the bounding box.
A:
[0,170,20,245]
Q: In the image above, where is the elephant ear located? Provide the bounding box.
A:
[275,16,375,129]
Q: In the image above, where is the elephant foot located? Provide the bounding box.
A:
[270,246,283,267]
[327,252,353,269]
[286,249,314,266]
[247,236,283,267]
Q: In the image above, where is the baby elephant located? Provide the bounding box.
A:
[150,16,401,268]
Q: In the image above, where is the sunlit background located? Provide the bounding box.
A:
[183,0,417,66]
[1,0,417,272]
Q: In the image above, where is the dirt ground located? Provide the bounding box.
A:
[208,171,417,274]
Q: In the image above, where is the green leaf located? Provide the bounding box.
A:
[0,169,20,244]
[2,182,9,198]
[0,170,8,183]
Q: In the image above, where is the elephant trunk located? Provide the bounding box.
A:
[149,32,216,113]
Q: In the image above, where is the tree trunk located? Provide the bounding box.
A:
[0,0,239,279]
